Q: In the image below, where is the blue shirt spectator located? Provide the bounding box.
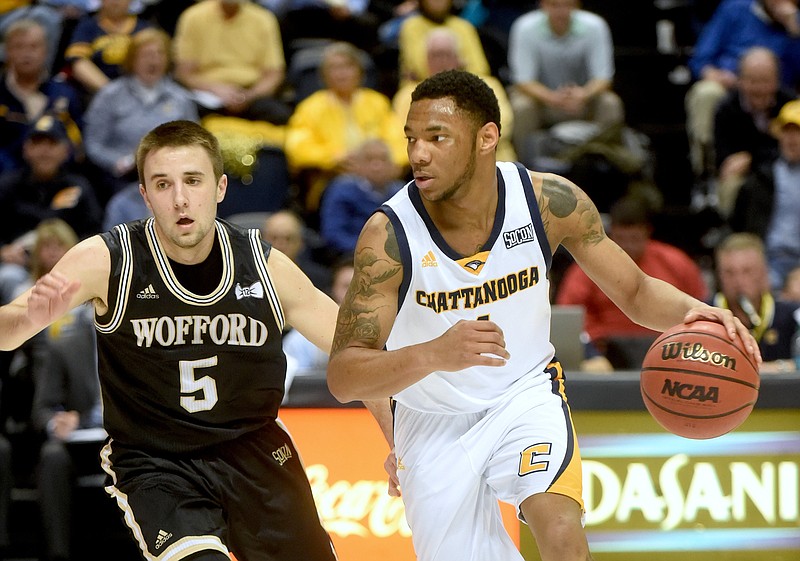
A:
[84,28,198,195]
[689,0,800,88]
[0,19,83,174]
[319,138,404,255]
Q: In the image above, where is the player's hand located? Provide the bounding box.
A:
[430,320,510,371]
[27,271,80,328]
[384,449,401,497]
[682,306,762,365]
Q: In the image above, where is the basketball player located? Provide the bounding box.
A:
[326,70,762,561]
[0,121,339,561]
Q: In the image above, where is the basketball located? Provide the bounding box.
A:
[640,320,760,439]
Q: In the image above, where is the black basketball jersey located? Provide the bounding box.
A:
[96,218,287,454]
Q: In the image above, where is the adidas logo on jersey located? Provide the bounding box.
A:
[155,529,173,550]
[421,250,438,268]
[136,284,159,299]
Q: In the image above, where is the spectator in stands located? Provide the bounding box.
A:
[319,138,403,255]
[711,232,799,371]
[556,195,707,369]
[0,18,83,174]
[84,28,198,197]
[262,210,332,292]
[0,116,103,248]
[712,46,797,217]
[393,27,516,161]
[0,1,65,73]
[685,0,800,178]
[507,0,624,162]
[33,302,103,561]
[284,41,406,212]
[781,264,800,301]
[283,257,354,384]
[0,218,79,559]
[0,218,78,306]
[173,0,291,125]
[65,0,152,96]
[397,0,489,87]
[730,99,800,290]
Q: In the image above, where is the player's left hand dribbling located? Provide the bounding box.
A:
[683,305,762,365]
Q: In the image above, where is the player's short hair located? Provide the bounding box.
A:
[137,120,224,184]
[410,69,501,135]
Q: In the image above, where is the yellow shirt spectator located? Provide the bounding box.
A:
[284,42,407,211]
[173,0,285,89]
[398,0,489,87]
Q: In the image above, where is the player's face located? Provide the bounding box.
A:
[140,145,226,261]
[405,97,478,203]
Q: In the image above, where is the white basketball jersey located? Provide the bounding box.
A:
[383,161,556,413]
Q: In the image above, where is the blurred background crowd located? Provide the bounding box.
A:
[0,0,799,559]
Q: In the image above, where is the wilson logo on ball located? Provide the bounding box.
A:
[659,342,737,371]
[661,379,720,403]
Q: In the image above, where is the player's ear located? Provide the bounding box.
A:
[477,122,499,154]
[216,174,228,203]
[139,183,153,211]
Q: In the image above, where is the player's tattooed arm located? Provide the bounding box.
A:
[538,175,606,249]
[332,220,402,354]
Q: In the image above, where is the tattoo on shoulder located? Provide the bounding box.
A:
[538,176,605,248]
[540,177,577,218]
[331,233,402,354]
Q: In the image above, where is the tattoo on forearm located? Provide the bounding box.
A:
[331,232,401,354]
[539,177,605,248]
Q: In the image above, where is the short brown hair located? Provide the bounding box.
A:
[136,120,224,185]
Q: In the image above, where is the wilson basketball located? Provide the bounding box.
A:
[640,320,759,439]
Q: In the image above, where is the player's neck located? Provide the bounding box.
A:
[427,175,499,255]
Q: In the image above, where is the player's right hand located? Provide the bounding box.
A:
[384,449,401,497]
[432,320,510,371]
[27,271,80,327]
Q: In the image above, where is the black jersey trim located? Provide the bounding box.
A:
[249,228,285,331]
[96,224,133,334]
[146,219,233,306]
[515,162,553,272]
[378,204,411,314]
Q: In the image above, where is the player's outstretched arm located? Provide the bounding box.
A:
[0,236,109,351]
[327,213,509,403]
[267,246,340,353]
[538,172,760,362]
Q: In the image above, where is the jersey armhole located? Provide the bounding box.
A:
[378,205,412,313]
[514,162,553,272]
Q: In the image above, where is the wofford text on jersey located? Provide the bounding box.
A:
[130,314,269,347]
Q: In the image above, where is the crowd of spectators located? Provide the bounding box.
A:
[0,0,799,556]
